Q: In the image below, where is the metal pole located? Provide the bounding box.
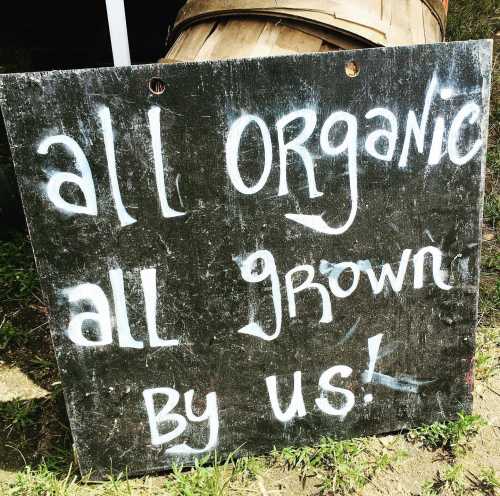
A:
[105,0,131,66]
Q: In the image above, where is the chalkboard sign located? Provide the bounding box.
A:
[0,40,492,477]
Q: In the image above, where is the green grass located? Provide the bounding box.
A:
[6,464,149,496]
[29,354,57,372]
[0,319,24,350]
[163,452,266,496]
[6,463,78,496]
[0,399,41,436]
[272,437,404,495]
[421,464,467,496]
[166,454,241,496]
[1,454,266,496]
[479,277,500,326]
[99,470,136,496]
[481,234,499,274]
[0,443,400,496]
[0,233,39,303]
[475,326,500,381]
[447,0,499,41]
[408,413,486,457]
[422,465,500,496]
[468,467,500,495]
[484,193,500,228]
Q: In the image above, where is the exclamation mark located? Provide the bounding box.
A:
[362,333,383,404]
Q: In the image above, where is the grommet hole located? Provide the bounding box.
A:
[149,77,166,95]
[345,61,360,78]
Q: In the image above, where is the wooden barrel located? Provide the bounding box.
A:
[162,0,448,63]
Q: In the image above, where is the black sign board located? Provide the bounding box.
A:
[0,40,492,477]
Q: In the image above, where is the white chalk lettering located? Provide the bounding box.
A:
[321,261,360,298]
[98,106,137,227]
[143,388,186,446]
[64,283,112,346]
[265,371,306,423]
[413,246,452,290]
[361,334,383,384]
[141,268,179,347]
[143,387,219,453]
[148,106,186,218]
[237,245,453,341]
[166,390,219,454]
[365,108,398,161]
[109,268,144,349]
[399,73,438,168]
[277,109,321,198]
[235,250,282,341]
[285,264,332,323]
[448,102,482,165]
[315,365,355,418]
[286,111,358,235]
[225,115,272,194]
[63,267,180,348]
[39,135,97,216]
[357,249,412,295]
[428,116,446,165]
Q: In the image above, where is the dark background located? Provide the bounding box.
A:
[0,1,186,72]
[0,0,186,227]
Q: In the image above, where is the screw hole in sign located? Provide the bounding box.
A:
[345,61,360,78]
[149,77,166,95]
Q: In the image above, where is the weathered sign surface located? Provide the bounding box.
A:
[0,40,492,477]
